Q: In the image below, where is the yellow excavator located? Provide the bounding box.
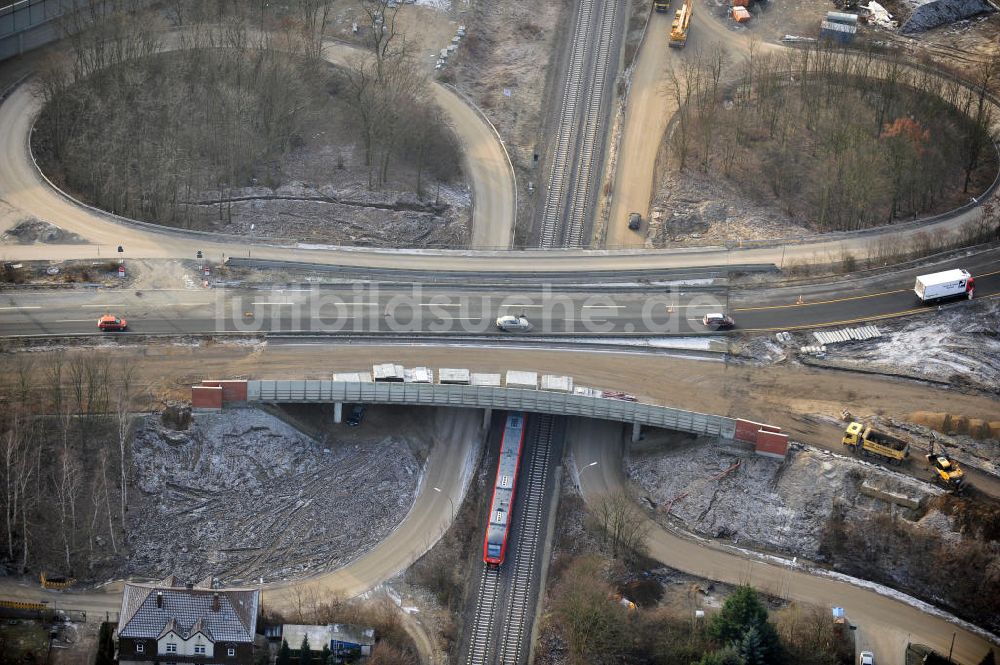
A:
[926,443,965,492]
[669,0,692,48]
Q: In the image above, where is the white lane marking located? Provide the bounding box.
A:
[419,303,462,308]
[254,302,295,306]
[80,304,125,308]
[582,305,626,309]
[0,306,41,310]
[56,319,97,322]
[500,304,544,308]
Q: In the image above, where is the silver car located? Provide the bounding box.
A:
[495,315,532,332]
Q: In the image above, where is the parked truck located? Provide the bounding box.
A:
[913,269,974,303]
[842,422,909,464]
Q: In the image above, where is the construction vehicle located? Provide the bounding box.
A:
[926,443,965,492]
[654,0,671,12]
[842,422,909,464]
[669,0,692,48]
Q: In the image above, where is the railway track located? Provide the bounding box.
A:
[498,415,554,664]
[539,0,619,248]
[464,416,556,665]
[466,565,501,665]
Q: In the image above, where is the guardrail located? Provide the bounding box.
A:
[247,380,738,437]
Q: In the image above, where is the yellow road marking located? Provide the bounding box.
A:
[735,289,908,311]
[737,268,1000,312]
[740,293,998,333]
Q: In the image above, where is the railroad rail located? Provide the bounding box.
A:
[539,0,619,248]
[498,415,554,664]
[466,566,501,665]
[465,416,557,665]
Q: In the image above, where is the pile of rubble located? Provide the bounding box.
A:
[126,409,421,584]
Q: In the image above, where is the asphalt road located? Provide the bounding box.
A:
[1,264,995,337]
[569,418,1000,665]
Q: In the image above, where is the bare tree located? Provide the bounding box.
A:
[358,0,403,82]
[115,361,137,528]
[591,491,649,561]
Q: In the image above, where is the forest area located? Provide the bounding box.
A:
[0,353,143,581]
[31,0,464,244]
[668,43,999,232]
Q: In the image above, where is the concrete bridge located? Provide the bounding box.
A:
[189,370,789,458]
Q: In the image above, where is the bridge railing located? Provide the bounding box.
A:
[247,379,738,438]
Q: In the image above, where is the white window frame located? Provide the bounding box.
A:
[227,647,236,657]
[166,642,177,653]
[194,644,206,654]
[136,643,145,653]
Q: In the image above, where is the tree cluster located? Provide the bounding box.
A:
[669,43,998,232]
[33,0,461,233]
[0,353,139,579]
[820,500,1000,632]
[540,556,851,665]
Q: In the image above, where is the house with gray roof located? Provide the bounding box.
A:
[117,575,261,665]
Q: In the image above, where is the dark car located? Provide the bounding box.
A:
[702,313,735,330]
[627,212,642,231]
[346,404,366,427]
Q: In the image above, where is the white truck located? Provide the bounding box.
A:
[913,269,974,303]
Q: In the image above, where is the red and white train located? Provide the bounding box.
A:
[483,412,527,566]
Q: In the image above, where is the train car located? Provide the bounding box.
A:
[483,412,528,566]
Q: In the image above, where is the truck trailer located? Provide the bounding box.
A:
[842,422,909,464]
[913,269,974,303]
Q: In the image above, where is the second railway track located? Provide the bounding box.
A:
[539,0,620,248]
[464,415,558,665]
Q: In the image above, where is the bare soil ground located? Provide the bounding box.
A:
[445,0,568,244]
[738,299,1000,395]
[626,431,1000,630]
[126,406,426,585]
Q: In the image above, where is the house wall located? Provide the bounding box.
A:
[157,631,215,658]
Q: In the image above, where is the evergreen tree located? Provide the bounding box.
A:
[737,626,766,665]
[277,639,292,665]
[708,586,781,663]
[299,635,312,665]
[697,646,745,665]
[321,644,332,665]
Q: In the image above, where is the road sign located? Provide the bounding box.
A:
[118,265,125,278]
[203,266,210,276]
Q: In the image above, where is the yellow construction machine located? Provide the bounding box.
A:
[669,0,692,48]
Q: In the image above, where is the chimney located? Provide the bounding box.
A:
[185,582,194,590]
[212,593,220,612]
[156,591,163,608]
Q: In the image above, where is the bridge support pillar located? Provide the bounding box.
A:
[482,407,492,429]
[631,421,642,443]
[333,402,343,424]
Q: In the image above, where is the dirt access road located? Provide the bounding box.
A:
[1,23,996,270]
[569,417,999,665]
[0,35,514,253]
[2,340,996,493]
[602,4,997,251]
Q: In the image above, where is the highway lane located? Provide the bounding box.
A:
[0,267,996,337]
[569,418,1000,665]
